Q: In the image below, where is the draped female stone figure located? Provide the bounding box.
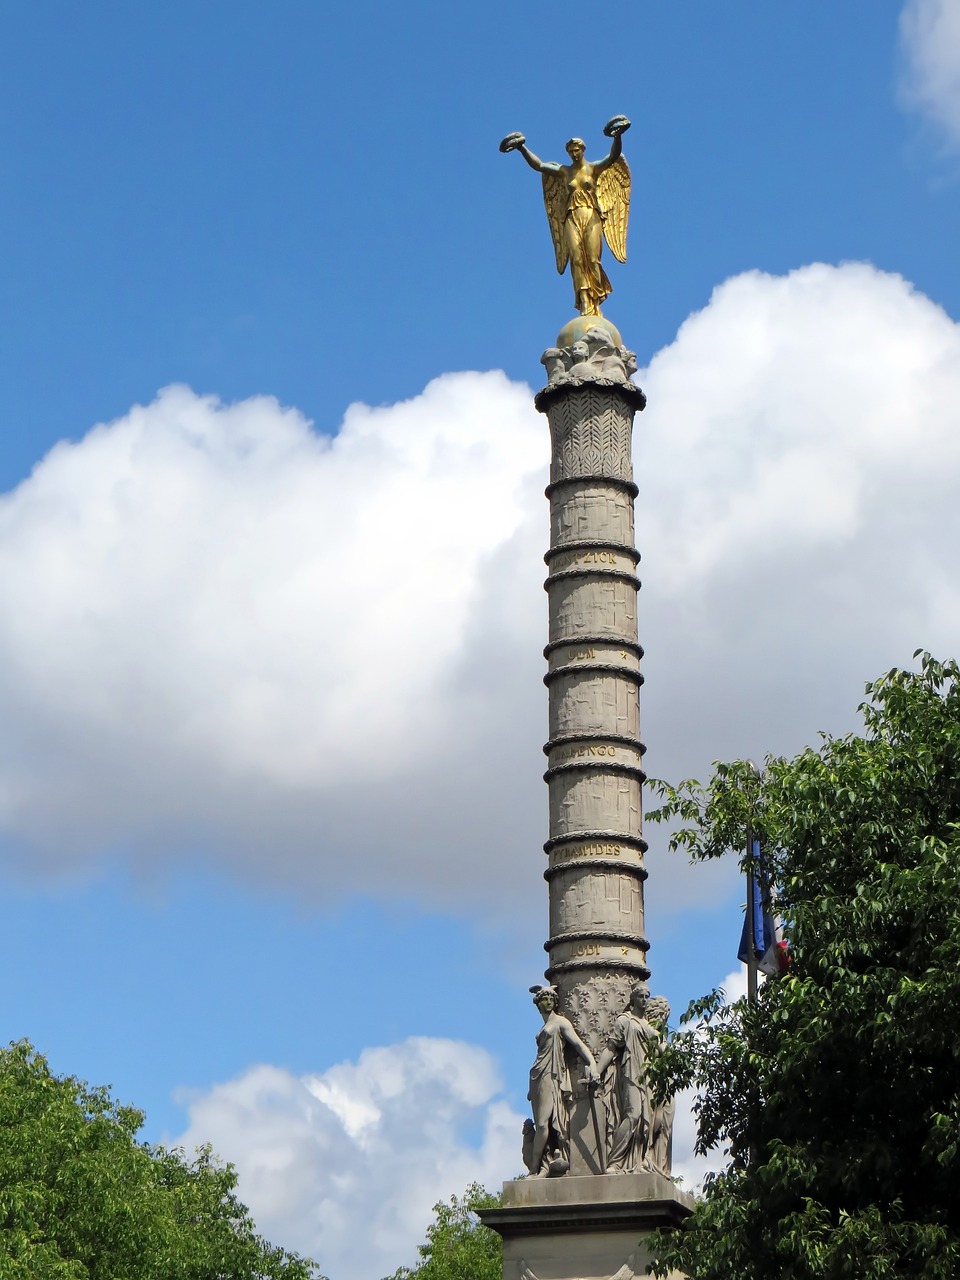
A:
[523,985,598,1176]
[594,984,659,1173]
[643,995,676,1175]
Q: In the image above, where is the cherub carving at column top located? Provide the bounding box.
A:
[499,116,632,318]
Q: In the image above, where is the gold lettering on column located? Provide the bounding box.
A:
[549,842,623,861]
[551,550,622,571]
[571,942,601,958]
[551,743,619,762]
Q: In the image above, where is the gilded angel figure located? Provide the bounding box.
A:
[500,116,631,317]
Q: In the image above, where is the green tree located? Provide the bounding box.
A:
[383,1184,502,1280]
[646,653,960,1279]
[0,1040,323,1279]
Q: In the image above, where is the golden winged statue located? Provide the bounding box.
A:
[500,116,632,317]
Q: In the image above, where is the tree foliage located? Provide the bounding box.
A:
[647,653,960,1279]
[383,1184,501,1280]
[0,1041,322,1279]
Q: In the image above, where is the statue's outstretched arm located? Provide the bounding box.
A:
[593,115,631,173]
[560,1017,598,1076]
[518,143,560,174]
[593,134,621,174]
[499,132,561,173]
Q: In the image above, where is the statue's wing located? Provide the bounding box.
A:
[541,169,568,274]
[597,156,631,264]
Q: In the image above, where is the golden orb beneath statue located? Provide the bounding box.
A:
[556,315,623,349]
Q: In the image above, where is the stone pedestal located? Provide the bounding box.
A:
[480,1173,693,1280]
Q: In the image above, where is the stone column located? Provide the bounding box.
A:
[480,323,693,1279]
[536,333,650,1059]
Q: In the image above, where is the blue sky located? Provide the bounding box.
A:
[2,3,960,1277]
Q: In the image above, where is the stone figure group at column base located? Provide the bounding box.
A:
[522,982,675,1179]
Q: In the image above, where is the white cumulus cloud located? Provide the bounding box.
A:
[0,263,959,924]
[0,371,549,904]
[899,0,960,146]
[171,1036,523,1280]
[637,261,960,824]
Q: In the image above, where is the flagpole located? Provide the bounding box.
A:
[745,820,758,1006]
[745,760,761,1006]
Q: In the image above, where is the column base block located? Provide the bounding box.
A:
[479,1172,694,1280]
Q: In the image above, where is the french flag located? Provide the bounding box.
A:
[738,838,789,976]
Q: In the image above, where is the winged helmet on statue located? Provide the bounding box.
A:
[500,116,632,317]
